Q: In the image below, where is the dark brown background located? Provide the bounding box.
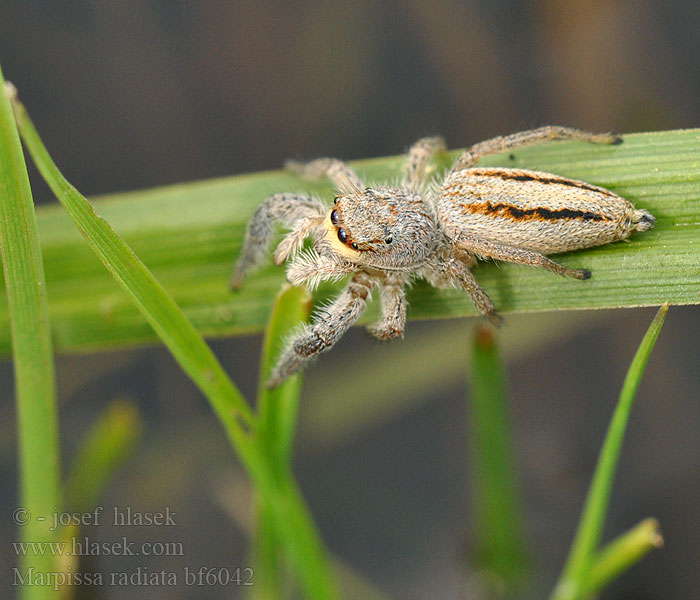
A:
[1,2,699,598]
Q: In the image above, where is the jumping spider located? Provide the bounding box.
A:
[232,126,655,387]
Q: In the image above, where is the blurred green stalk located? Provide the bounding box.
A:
[63,398,142,513]
[469,324,529,594]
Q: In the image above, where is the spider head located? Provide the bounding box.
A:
[320,185,436,269]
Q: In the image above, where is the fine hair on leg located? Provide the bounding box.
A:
[456,233,591,279]
[267,272,376,387]
[231,193,325,289]
[449,126,621,174]
[403,136,446,191]
[286,157,364,194]
[367,273,408,340]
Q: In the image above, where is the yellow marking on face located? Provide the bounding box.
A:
[323,214,362,260]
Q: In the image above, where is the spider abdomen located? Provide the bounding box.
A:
[437,167,654,255]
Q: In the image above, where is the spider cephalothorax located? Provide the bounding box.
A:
[324,186,438,269]
[232,127,655,387]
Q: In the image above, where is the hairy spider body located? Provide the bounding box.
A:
[437,167,653,255]
[232,127,655,387]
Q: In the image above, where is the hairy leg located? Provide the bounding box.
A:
[286,157,364,194]
[456,233,591,279]
[267,272,376,387]
[273,216,325,265]
[445,257,501,325]
[403,136,446,191]
[231,193,325,289]
[423,252,500,325]
[285,249,355,289]
[367,273,408,340]
[449,126,620,174]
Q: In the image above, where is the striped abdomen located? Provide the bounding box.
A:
[437,167,654,255]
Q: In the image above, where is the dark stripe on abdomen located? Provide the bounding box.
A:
[471,169,615,197]
[460,201,609,222]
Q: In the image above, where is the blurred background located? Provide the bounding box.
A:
[1,1,699,598]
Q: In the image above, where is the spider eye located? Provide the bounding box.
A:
[333,197,339,205]
[384,235,393,244]
[337,227,348,244]
[330,209,339,225]
[351,242,358,250]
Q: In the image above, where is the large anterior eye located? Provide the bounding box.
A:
[330,209,339,225]
[337,227,348,244]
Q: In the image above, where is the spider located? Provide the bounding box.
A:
[231,126,655,387]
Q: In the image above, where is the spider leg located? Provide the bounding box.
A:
[267,272,376,387]
[231,193,325,289]
[449,126,620,174]
[285,157,364,194]
[367,273,408,340]
[456,233,591,279]
[403,136,446,191]
[444,257,502,326]
[285,250,355,290]
[273,216,325,265]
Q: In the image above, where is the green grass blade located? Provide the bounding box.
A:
[0,75,60,598]
[10,93,254,430]
[12,92,340,600]
[215,470,399,600]
[63,398,142,513]
[257,475,341,600]
[582,518,663,598]
[550,304,668,600]
[0,129,698,355]
[257,284,311,472]
[249,506,292,600]
[468,324,529,594]
[252,285,312,600]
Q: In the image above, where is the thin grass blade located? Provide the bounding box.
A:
[10,91,254,430]
[251,284,312,599]
[550,304,668,600]
[257,284,312,472]
[0,74,61,598]
[582,518,663,597]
